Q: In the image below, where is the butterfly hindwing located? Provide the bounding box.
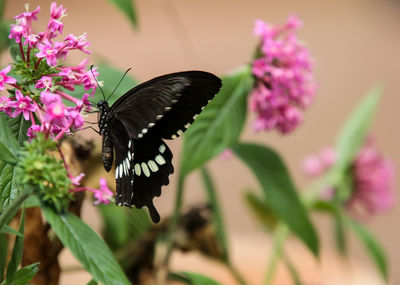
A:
[130,135,174,223]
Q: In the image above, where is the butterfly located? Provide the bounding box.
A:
[96,71,222,223]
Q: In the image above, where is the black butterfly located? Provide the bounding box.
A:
[96,71,222,223]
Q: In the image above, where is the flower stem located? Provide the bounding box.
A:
[263,224,289,285]
[226,261,248,285]
[164,172,185,264]
[19,42,26,62]
[0,188,32,232]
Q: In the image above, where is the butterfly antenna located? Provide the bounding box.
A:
[90,65,106,101]
[106,68,132,102]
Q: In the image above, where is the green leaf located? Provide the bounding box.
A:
[200,167,228,261]
[4,263,39,285]
[244,191,278,231]
[97,204,151,251]
[0,234,6,282]
[170,271,222,285]
[0,140,16,165]
[331,87,381,182]
[6,210,25,280]
[0,113,29,151]
[86,279,98,285]
[0,0,6,19]
[68,63,137,106]
[42,206,130,285]
[0,161,18,210]
[181,66,253,176]
[107,0,138,29]
[346,218,388,280]
[233,143,319,256]
[0,225,22,237]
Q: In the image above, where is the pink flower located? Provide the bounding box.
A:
[70,173,85,186]
[14,4,40,22]
[0,65,17,91]
[67,110,84,129]
[0,96,13,116]
[50,2,67,19]
[64,33,90,54]
[94,178,113,205]
[36,40,58,66]
[302,140,395,219]
[9,23,26,43]
[347,140,395,217]
[27,124,40,139]
[302,147,336,177]
[8,90,37,120]
[24,33,39,47]
[250,15,317,134]
[35,76,53,90]
[47,18,63,35]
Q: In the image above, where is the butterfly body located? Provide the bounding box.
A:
[97,71,222,222]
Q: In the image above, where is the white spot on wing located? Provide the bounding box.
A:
[157,115,163,119]
[135,163,141,176]
[119,163,123,178]
[165,106,171,111]
[148,160,158,172]
[155,154,166,165]
[184,123,191,129]
[159,144,166,153]
[128,140,131,148]
[148,123,155,127]
[177,130,184,136]
[138,133,143,138]
[141,162,150,177]
[115,166,119,179]
[142,128,148,134]
[171,134,177,139]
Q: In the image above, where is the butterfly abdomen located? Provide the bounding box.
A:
[102,134,114,172]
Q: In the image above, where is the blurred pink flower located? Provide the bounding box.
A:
[250,15,317,134]
[8,90,37,120]
[302,140,395,219]
[0,65,17,90]
[94,178,113,205]
[0,96,13,116]
[347,140,395,217]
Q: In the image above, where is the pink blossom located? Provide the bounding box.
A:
[0,65,17,90]
[35,76,53,90]
[250,15,316,134]
[59,67,75,79]
[14,4,40,22]
[27,124,40,139]
[347,140,395,218]
[302,140,395,219]
[67,110,84,129]
[36,40,58,66]
[0,96,13,116]
[64,33,90,54]
[50,2,67,19]
[47,18,63,35]
[9,23,26,43]
[70,173,85,186]
[24,33,39,47]
[94,178,113,205]
[81,67,99,91]
[40,91,59,105]
[8,90,37,120]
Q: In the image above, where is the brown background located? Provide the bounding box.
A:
[4,0,400,284]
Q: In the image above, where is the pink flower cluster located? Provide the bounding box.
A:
[3,3,97,141]
[0,3,112,205]
[250,15,317,134]
[302,139,395,218]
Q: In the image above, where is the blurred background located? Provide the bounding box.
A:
[3,0,400,284]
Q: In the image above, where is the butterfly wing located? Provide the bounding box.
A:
[109,120,173,223]
[109,71,221,140]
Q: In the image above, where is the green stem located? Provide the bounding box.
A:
[263,224,289,285]
[226,261,248,285]
[0,189,32,232]
[164,172,185,265]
